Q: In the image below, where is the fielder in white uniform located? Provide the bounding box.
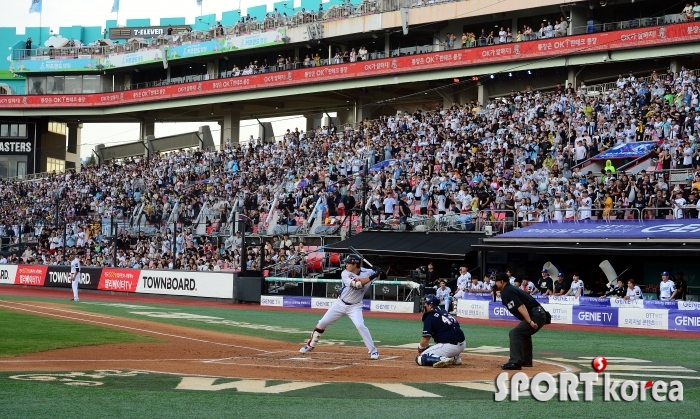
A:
[566,272,584,297]
[659,272,677,300]
[624,279,643,300]
[300,254,382,359]
[70,254,81,302]
[435,281,452,312]
[452,265,471,302]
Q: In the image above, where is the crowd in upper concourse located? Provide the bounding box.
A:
[2,66,700,271]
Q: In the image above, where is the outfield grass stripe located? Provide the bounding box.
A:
[0,302,270,353]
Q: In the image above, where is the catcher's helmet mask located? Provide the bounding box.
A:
[421,294,440,308]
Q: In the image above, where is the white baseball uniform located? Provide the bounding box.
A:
[659,280,676,299]
[452,273,471,300]
[312,267,377,354]
[626,285,643,300]
[70,256,81,301]
[435,286,452,310]
[568,279,584,297]
[468,280,484,292]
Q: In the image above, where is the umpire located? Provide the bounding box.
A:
[492,272,550,370]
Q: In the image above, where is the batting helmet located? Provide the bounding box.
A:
[344,254,361,265]
[422,294,440,308]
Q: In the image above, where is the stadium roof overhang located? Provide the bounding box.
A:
[325,231,484,259]
[474,219,700,256]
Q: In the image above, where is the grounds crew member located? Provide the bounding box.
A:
[415,294,465,368]
[492,272,550,370]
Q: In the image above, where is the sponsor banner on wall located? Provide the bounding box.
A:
[547,296,579,305]
[44,266,102,289]
[572,306,618,327]
[282,296,312,308]
[0,265,18,284]
[371,300,413,313]
[106,49,163,69]
[260,295,284,307]
[617,308,668,330]
[644,299,681,309]
[10,58,100,73]
[677,301,700,311]
[609,298,644,308]
[98,268,140,292]
[456,299,489,319]
[6,22,700,107]
[490,303,517,321]
[136,270,233,299]
[14,265,47,286]
[541,303,574,324]
[668,310,700,332]
[310,297,336,310]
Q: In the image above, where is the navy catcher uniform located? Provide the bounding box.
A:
[416,294,465,368]
[300,254,381,359]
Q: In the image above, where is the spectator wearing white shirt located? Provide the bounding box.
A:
[435,280,452,312]
[452,265,471,301]
[566,272,584,297]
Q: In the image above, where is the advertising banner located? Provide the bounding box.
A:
[617,308,668,330]
[668,310,700,332]
[136,270,233,299]
[282,296,312,308]
[0,265,17,284]
[572,306,618,327]
[541,303,574,324]
[260,295,284,307]
[370,300,414,313]
[10,58,101,73]
[230,29,286,50]
[98,268,140,292]
[44,266,102,289]
[610,298,645,308]
[14,265,47,286]
[547,296,579,305]
[456,298,490,319]
[591,141,655,160]
[106,49,163,69]
[310,297,336,310]
[677,301,700,311]
[490,303,517,321]
[5,22,700,107]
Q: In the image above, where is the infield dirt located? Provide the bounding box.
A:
[0,300,565,382]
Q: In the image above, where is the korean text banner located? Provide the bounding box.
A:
[496,219,700,240]
[4,22,700,108]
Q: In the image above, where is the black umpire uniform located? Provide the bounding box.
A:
[493,273,549,370]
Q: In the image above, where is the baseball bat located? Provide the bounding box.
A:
[348,246,378,270]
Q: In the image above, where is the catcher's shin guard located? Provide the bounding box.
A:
[416,353,443,366]
[306,327,324,348]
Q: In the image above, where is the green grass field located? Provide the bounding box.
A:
[0,307,158,357]
[0,295,698,419]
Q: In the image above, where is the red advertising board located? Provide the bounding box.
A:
[14,265,48,286]
[98,268,140,292]
[1,22,699,109]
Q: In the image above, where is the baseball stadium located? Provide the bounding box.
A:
[1,0,700,418]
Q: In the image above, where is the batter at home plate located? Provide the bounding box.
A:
[299,254,383,359]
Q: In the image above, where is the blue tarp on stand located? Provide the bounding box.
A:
[591,141,655,160]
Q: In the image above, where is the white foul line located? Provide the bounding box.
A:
[0,301,271,354]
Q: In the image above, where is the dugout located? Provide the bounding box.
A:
[324,231,485,288]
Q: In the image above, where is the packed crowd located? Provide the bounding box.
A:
[2,67,700,270]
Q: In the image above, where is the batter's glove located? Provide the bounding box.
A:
[417,344,430,355]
